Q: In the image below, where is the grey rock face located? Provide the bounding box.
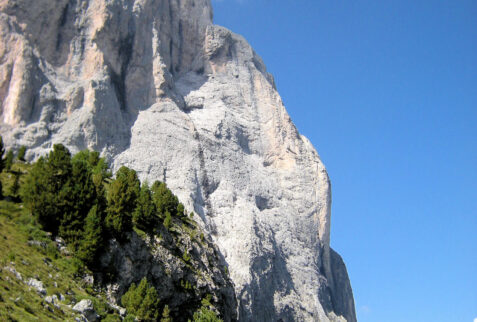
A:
[73,299,98,322]
[0,0,356,320]
[27,278,46,295]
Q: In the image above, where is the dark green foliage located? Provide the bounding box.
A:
[4,150,13,171]
[48,144,72,179]
[21,156,63,233]
[76,205,104,266]
[102,314,122,322]
[106,166,140,240]
[72,150,112,192]
[123,315,136,322]
[133,182,157,233]
[59,158,98,245]
[0,136,4,197]
[151,181,180,218]
[121,278,161,321]
[0,136,5,172]
[17,146,26,162]
[20,145,109,269]
[8,172,20,198]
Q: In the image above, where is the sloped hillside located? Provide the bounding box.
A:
[0,143,236,321]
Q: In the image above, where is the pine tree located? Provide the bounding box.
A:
[0,136,4,198]
[9,172,20,199]
[17,145,26,162]
[151,181,180,217]
[122,278,160,321]
[133,182,157,232]
[59,159,97,244]
[161,305,172,322]
[77,205,104,266]
[21,144,72,234]
[4,150,14,171]
[21,157,59,232]
[106,166,140,240]
[0,136,5,172]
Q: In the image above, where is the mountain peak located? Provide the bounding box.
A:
[0,1,355,320]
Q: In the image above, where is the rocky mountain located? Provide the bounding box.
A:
[0,0,356,321]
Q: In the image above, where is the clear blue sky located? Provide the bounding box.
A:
[212,1,477,321]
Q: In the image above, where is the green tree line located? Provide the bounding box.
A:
[17,144,187,267]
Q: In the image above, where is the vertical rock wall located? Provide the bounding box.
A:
[0,0,356,321]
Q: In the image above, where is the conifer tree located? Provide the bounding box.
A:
[60,159,97,245]
[122,278,160,321]
[151,181,179,217]
[106,166,140,240]
[0,136,5,172]
[161,305,172,322]
[133,182,157,232]
[17,145,26,162]
[9,172,20,199]
[77,205,104,266]
[21,144,72,234]
[4,150,13,171]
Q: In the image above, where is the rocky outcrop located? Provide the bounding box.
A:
[98,226,237,321]
[0,0,356,320]
[73,299,99,322]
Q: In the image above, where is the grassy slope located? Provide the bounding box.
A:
[0,163,121,321]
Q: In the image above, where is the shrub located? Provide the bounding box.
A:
[121,278,161,321]
[192,306,222,322]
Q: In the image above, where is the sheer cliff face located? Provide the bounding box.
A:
[0,0,356,321]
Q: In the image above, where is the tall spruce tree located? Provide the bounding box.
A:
[106,166,140,240]
[17,145,26,162]
[4,150,13,171]
[77,205,104,266]
[0,136,5,172]
[21,144,72,234]
[151,181,180,218]
[59,158,97,246]
[133,182,157,232]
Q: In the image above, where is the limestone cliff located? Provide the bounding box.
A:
[0,0,356,320]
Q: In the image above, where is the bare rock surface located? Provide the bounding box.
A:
[73,299,98,322]
[0,0,356,321]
